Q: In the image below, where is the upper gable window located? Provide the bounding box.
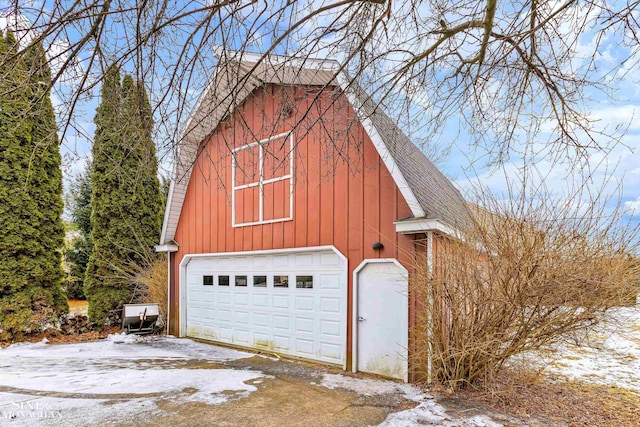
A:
[232,131,294,227]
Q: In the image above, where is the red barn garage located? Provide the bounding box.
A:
[156,52,471,382]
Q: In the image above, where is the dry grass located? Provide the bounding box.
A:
[67,299,89,316]
[457,369,640,426]
[134,255,168,327]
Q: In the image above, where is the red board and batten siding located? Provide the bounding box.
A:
[169,84,416,365]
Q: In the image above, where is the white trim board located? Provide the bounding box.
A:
[231,131,294,227]
[394,218,458,237]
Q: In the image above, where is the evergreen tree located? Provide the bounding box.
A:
[0,32,67,339]
[64,161,93,299]
[84,70,162,324]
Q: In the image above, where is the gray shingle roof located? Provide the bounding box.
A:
[346,81,472,229]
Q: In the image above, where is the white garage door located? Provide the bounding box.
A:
[184,248,347,365]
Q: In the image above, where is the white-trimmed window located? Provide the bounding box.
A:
[232,131,294,227]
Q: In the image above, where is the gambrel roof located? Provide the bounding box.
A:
[159,51,471,246]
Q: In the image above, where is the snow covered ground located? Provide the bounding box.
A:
[0,334,503,426]
[525,307,640,393]
[0,335,263,426]
[0,306,638,426]
[319,374,502,427]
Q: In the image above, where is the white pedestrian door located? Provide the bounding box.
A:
[356,261,408,381]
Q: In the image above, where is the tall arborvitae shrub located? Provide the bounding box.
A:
[0,32,67,339]
[84,70,162,324]
[64,161,93,299]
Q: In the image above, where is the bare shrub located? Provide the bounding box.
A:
[131,254,168,329]
[412,182,639,389]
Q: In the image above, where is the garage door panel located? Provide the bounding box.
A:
[217,293,231,305]
[253,332,270,347]
[253,312,269,327]
[218,309,232,322]
[253,294,269,307]
[273,335,290,351]
[185,249,346,365]
[273,255,288,266]
[295,295,314,311]
[273,315,290,330]
[188,324,202,336]
[219,327,233,340]
[295,317,314,333]
[253,256,267,267]
[235,329,250,344]
[296,338,314,355]
[295,253,313,266]
[321,343,341,360]
[320,297,340,313]
[234,293,249,305]
[235,311,250,324]
[320,252,340,266]
[273,295,289,309]
[320,320,341,337]
[319,274,341,290]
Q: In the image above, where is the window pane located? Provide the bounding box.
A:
[263,180,290,221]
[235,186,260,224]
[296,275,313,289]
[253,275,267,287]
[235,275,247,287]
[273,275,289,288]
[219,275,229,286]
[203,275,213,286]
[263,136,291,180]
[234,146,259,186]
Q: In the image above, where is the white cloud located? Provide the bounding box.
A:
[625,197,640,213]
[1,11,85,86]
[593,105,640,132]
[46,38,85,84]
[0,11,35,47]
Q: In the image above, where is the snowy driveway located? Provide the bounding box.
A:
[2,307,637,426]
[0,335,501,427]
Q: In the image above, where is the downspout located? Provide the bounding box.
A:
[426,231,434,384]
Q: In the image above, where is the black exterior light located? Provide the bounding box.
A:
[282,104,293,118]
[372,242,384,250]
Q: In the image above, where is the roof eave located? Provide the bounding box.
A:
[155,243,179,253]
[394,217,459,237]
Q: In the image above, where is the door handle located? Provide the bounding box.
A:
[358,316,366,322]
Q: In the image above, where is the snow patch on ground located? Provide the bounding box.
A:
[319,374,502,426]
[320,374,416,396]
[380,395,503,427]
[107,332,142,344]
[0,392,160,427]
[0,336,263,426]
[0,335,254,362]
[522,307,640,393]
[1,366,262,400]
